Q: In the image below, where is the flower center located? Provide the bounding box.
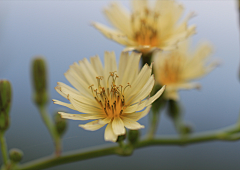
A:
[132,8,159,47]
[159,55,183,84]
[89,72,131,118]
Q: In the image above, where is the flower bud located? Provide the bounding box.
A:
[9,148,23,163]
[54,113,67,137]
[180,123,193,135]
[32,57,48,106]
[116,134,126,143]
[128,130,140,145]
[0,80,12,132]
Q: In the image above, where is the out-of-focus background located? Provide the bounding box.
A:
[0,0,240,169]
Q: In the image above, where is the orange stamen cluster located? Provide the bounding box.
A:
[132,8,159,47]
[159,55,183,84]
[89,72,131,118]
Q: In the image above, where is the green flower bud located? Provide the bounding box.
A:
[54,113,67,137]
[32,57,48,106]
[0,80,12,132]
[180,123,193,135]
[128,130,140,145]
[9,148,23,163]
[117,134,126,143]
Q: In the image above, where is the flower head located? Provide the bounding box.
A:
[153,40,218,100]
[53,52,165,142]
[93,0,196,54]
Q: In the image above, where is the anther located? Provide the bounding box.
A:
[120,110,123,115]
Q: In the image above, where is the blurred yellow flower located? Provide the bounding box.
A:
[53,52,165,142]
[153,40,218,100]
[93,0,196,54]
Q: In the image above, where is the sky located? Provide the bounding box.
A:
[0,0,240,169]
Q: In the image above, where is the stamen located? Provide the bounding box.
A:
[123,83,131,94]
[88,85,95,97]
[89,72,127,118]
[132,9,159,47]
[111,105,114,116]
[104,108,108,116]
[120,110,123,115]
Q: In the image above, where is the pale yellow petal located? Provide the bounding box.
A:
[112,117,126,136]
[64,70,93,98]
[131,0,148,13]
[125,63,152,102]
[145,85,165,106]
[104,122,118,142]
[121,52,141,87]
[78,59,98,86]
[98,117,112,125]
[53,99,76,110]
[104,2,133,37]
[117,52,129,85]
[59,112,105,120]
[79,120,105,131]
[92,22,135,46]
[58,86,100,108]
[69,96,104,114]
[129,75,154,104]
[57,82,80,95]
[121,117,145,130]
[122,105,151,121]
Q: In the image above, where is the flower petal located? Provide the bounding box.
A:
[122,105,151,121]
[104,2,133,37]
[121,117,145,130]
[53,99,76,110]
[79,120,106,131]
[104,122,118,142]
[112,117,126,136]
[92,22,135,46]
[145,85,165,106]
[69,95,104,114]
[59,112,105,120]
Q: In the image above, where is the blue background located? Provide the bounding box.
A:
[0,0,240,169]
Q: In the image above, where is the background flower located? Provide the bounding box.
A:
[153,40,218,100]
[93,0,196,53]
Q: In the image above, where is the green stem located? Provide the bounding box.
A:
[141,53,152,68]
[0,132,8,165]
[17,145,118,170]
[38,106,61,156]
[16,124,240,170]
[147,111,160,139]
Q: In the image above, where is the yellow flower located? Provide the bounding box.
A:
[153,40,218,100]
[53,52,165,142]
[93,0,196,54]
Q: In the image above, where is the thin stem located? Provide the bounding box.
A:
[141,52,152,68]
[17,145,118,170]
[0,132,8,165]
[16,124,240,170]
[147,111,160,139]
[38,106,61,156]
